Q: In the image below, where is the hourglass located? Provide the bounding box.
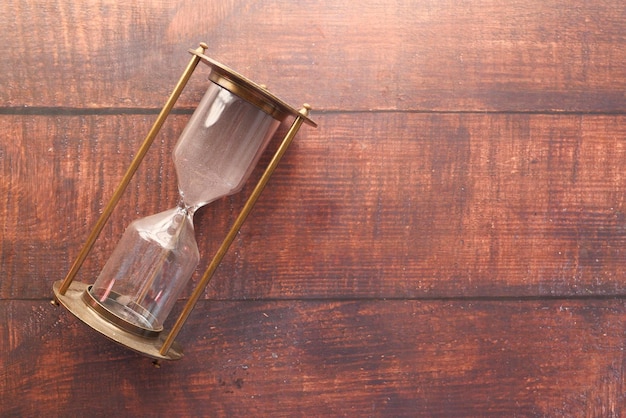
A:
[52,43,316,361]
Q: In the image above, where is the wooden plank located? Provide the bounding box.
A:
[257,112,626,299]
[0,114,183,299]
[1,0,626,111]
[4,113,626,299]
[2,299,624,416]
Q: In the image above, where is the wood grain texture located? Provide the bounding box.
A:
[2,299,625,417]
[4,113,626,299]
[2,0,626,415]
[1,0,626,111]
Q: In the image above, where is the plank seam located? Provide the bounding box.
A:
[2,107,626,116]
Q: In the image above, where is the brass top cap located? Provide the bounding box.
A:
[189,48,317,127]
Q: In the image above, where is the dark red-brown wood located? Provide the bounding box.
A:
[3,113,626,299]
[3,299,625,416]
[2,0,626,416]
[2,1,626,112]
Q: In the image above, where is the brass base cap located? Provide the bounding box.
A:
[52,281,183,361]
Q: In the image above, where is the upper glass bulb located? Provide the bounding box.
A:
[174,83,280,211]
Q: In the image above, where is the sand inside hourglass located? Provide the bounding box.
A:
[97,291,158,329]
[176,168,234,210]
[173,83,280,209]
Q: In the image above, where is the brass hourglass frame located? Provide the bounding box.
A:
[52,42,316,361]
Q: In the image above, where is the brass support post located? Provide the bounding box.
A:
[57,43,208,296]
[159,104,312,356]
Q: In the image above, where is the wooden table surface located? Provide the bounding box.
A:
[2,1,626,416]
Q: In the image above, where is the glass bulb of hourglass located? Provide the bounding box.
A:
[89,82,281,334]
[90,206,199,331]
[174,83,280,210]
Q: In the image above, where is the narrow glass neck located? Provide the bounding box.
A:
[177,197,198,218]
